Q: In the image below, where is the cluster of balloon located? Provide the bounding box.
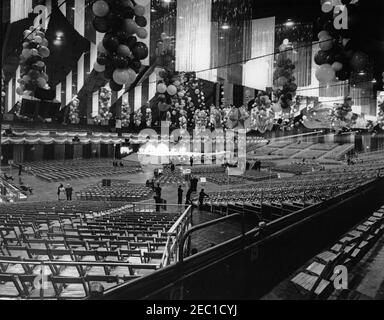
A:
[334,96,354,122]
[92,0,149,91]
[250,92,275,134]
[1,71,5,114]
[69,96,80,124]
[145,107,152,127]
[121,100,131,127]
[315,0,370,84]
[273,42,298,110]
[376,93,384,130]
[155,32,175,69]
[94,86,113,124]
[17,26,50,97]
[134,109,142,126]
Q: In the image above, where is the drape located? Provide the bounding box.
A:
[176,0,216,82]
[10,0,32,23]
[242,17,275,90]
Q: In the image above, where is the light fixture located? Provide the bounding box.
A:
[221,24,230,30]
[285,20,295,27]
[358,71,366,76]
[371,78,377,83]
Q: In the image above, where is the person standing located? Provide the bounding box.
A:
[198,189,209,210]
[65,184,73,201]
[177,186,183,205]
[155,183,162,198]
[185,188,193,206]
[57,184,65,201]
[190,156,194,167]
[18,164,22,176]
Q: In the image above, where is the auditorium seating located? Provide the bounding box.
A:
[198,161,384,220]
[290,205,384,299]
[15,159,142,182]
[76,181,153,202]
[0,201,179,299]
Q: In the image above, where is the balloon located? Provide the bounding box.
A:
[124,19,138,35]
[93,0,110,17]
[276,76,288,87]
[157,83,167,94]
[319,35,333,51]
[93,17,111,33]
[315,64,336,83]
[23,30,32,39]
[97,41,108,54]
[31,49,39,56]
[22,49,32,59]
[318,30,329,39]
[117,44,132,57]
[113,68,136,85]
[129,59,142,73]
[135,16,147,28]
[34,35,42,44]
[103,36,120,52]
[122,6,135,19]
[167,85,177,96]
[321,1,333,13]
[314,50,329,65]
[332,62,343,72]
[37,77,47,88]
[134,5,145,16]
[36,61,45,68]
[38,46,50,58]
[112,55,129,68]
[136,28,147,39]
[124,36,137,49]
[22,75,31,83]
[110,80,124,92]
[16,87,24,96]
[350,51,369,71]
[94,62,106,72]
[41,38,49,47]
[131,42,148,60]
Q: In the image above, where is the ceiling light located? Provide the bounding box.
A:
[285,20,295,27]
[221,24,230,30]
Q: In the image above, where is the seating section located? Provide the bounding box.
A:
[199,158,384,221]
[15,159,142,182]
[290,206,384,298]
[323,144,355,160]
[0,201,179,299]
[76,181,153,202]
[272,162,322,175]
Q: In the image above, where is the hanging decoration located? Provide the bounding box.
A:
[314,0,370,84]
[273,41,297,111]
[17,26,50,98]
[134,109,142,126]
[121,99,131,127]
[208,105,223,130]
[227,105,250,129]
[1,70,5,114]
[377,93,384,130]
[94,86,112,125]
[69,96,80,124]
[250,92,275,133]
[145,105,152,127]
[92,0,149,91]
[179,109,188,130]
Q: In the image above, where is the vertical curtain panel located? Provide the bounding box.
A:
[242,17,275,90]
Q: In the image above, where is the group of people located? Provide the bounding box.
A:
[178,185,209,209]
[57,184,73,201]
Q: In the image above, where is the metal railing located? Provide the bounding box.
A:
[160,205,193,267]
